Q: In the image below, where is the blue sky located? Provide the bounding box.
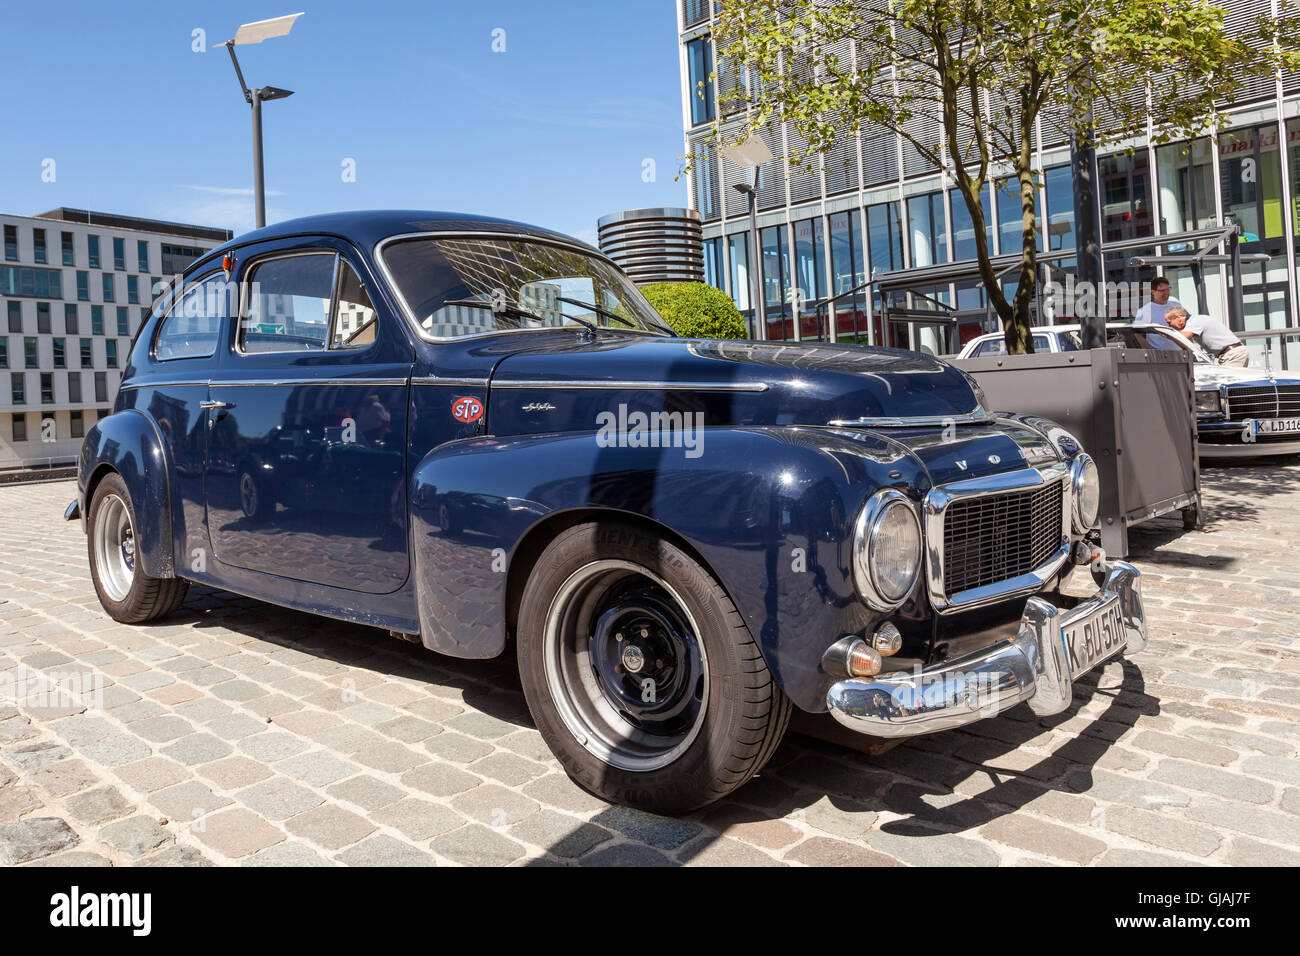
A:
[0,0,689,245]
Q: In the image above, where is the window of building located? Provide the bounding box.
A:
[70,410,84,438]
[91,306,103,335]
[239,256,333,354]
[68,372,82,403]
[127,275,139,304]
[105,340,118,368]
[97,408,109,421]
[11,373,25,404]
[36,302,50,333]
[94,372,107,403]
[995,177,1042,254]
[53,338,65,368]
[3,225,16,261]
[12,413,26,441]
[1098,151,1153,242]
[116,307,129,336]
[64,303,78,334]
[727,232,751,314]
[692,141,718,219]
[40,373,54,404]
[80,338,93,367]
[33,229,47,264]
[907,191,949,267]
[687,37,715,126]
[867,201,905,273]
[792,217,826,310]
[950,187,994,263]
[1156,138,1216,233]
[137,240,150,273]
[62,232,75,266]
[0,266,62,298]
[702,236,723,291]
[829,210,867,341]
[6,301,20,333]
[161,244,206,275]
[76,271,89,301]
[24,337,38,368]
[113,237,126,271]
[1218,124,1285,243]
[760,224,791,332]
[1043,164,1076,251]
[155,272,232,360]
[87,235,100,268]
[0,337,6,368]
[102,274,115,303]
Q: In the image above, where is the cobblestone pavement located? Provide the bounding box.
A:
[2,465,1298,867]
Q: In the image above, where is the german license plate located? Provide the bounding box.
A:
[1250,418,1300,436]
[1063,596,1126,678]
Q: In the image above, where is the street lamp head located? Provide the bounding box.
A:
[733,183,754,195]
[258,86,295,102]
[231,12,304,46]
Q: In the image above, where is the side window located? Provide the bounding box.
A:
[973,338,1007,358]
[239,253,335,354]
[1032,334,1051,352]
[330,261,378,349]
[1060,332,1082,351]
[154,273,232,361]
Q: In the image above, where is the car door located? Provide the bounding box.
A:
[204,237,414,593]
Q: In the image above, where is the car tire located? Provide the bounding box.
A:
[516,520,791,814]
[87,473,189,624]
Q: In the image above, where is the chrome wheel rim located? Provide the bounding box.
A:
[543,559,709,773]
[94,494,135,602]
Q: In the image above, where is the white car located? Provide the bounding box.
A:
[958,322,1300,458]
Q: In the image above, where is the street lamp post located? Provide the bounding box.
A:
[220,13,304,229]
[721,137,774,342]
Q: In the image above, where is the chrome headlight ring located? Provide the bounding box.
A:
[1070,452,1100,532]
[852,488,923,611]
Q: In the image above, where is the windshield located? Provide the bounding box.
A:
[382,236,673,339]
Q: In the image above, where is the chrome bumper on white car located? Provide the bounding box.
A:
[826,561,1145,738]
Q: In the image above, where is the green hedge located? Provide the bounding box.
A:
[641,281,747,340]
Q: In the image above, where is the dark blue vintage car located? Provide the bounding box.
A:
[69,211,1146,813]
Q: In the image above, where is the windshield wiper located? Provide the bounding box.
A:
[440,298,596,334]
[555,295,639,330]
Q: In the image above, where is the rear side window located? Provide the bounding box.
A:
[154,273,233,361]
[239,253,335,353]
[972,338,1007,358]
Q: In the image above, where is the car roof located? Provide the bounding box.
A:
[970,322,1170,339]
[208,209,597,261]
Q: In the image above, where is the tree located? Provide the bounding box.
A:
[702,0,1300,353]
[643,281,749,338]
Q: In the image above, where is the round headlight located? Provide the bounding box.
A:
[853,489,922,610]
[1071,453,1100,531]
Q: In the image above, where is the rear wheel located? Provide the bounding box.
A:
[516,521,790,813]
[87,473,188,624]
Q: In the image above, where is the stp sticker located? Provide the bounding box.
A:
[452,396,484,424]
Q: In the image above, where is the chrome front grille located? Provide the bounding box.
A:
[1225,384,1300,420]
[941,478,1064,597]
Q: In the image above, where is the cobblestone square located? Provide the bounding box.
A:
[1,465,1297,866]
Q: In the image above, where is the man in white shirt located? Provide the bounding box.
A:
[1166,307,1249,367]
[1134,277,1181,350]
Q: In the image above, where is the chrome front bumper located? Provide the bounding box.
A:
[826,561,1146,738]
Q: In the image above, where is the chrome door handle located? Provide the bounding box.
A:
[199,400,232,410]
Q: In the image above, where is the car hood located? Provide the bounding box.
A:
[1194,362,1300,389]
[486,335,985,436]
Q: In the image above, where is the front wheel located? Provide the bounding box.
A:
[87,473,188,624]
[516,521,790,813]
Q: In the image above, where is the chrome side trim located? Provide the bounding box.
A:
[412,377,490,387]
[826,561,1145,738]
[829,409,994,428]
[490,379,769,392]
[213,378,409,387]
[923,465,1071,616]
[120,380,210,390]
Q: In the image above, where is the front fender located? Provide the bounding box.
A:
[77,409,174,578]
[409,427,928,712]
